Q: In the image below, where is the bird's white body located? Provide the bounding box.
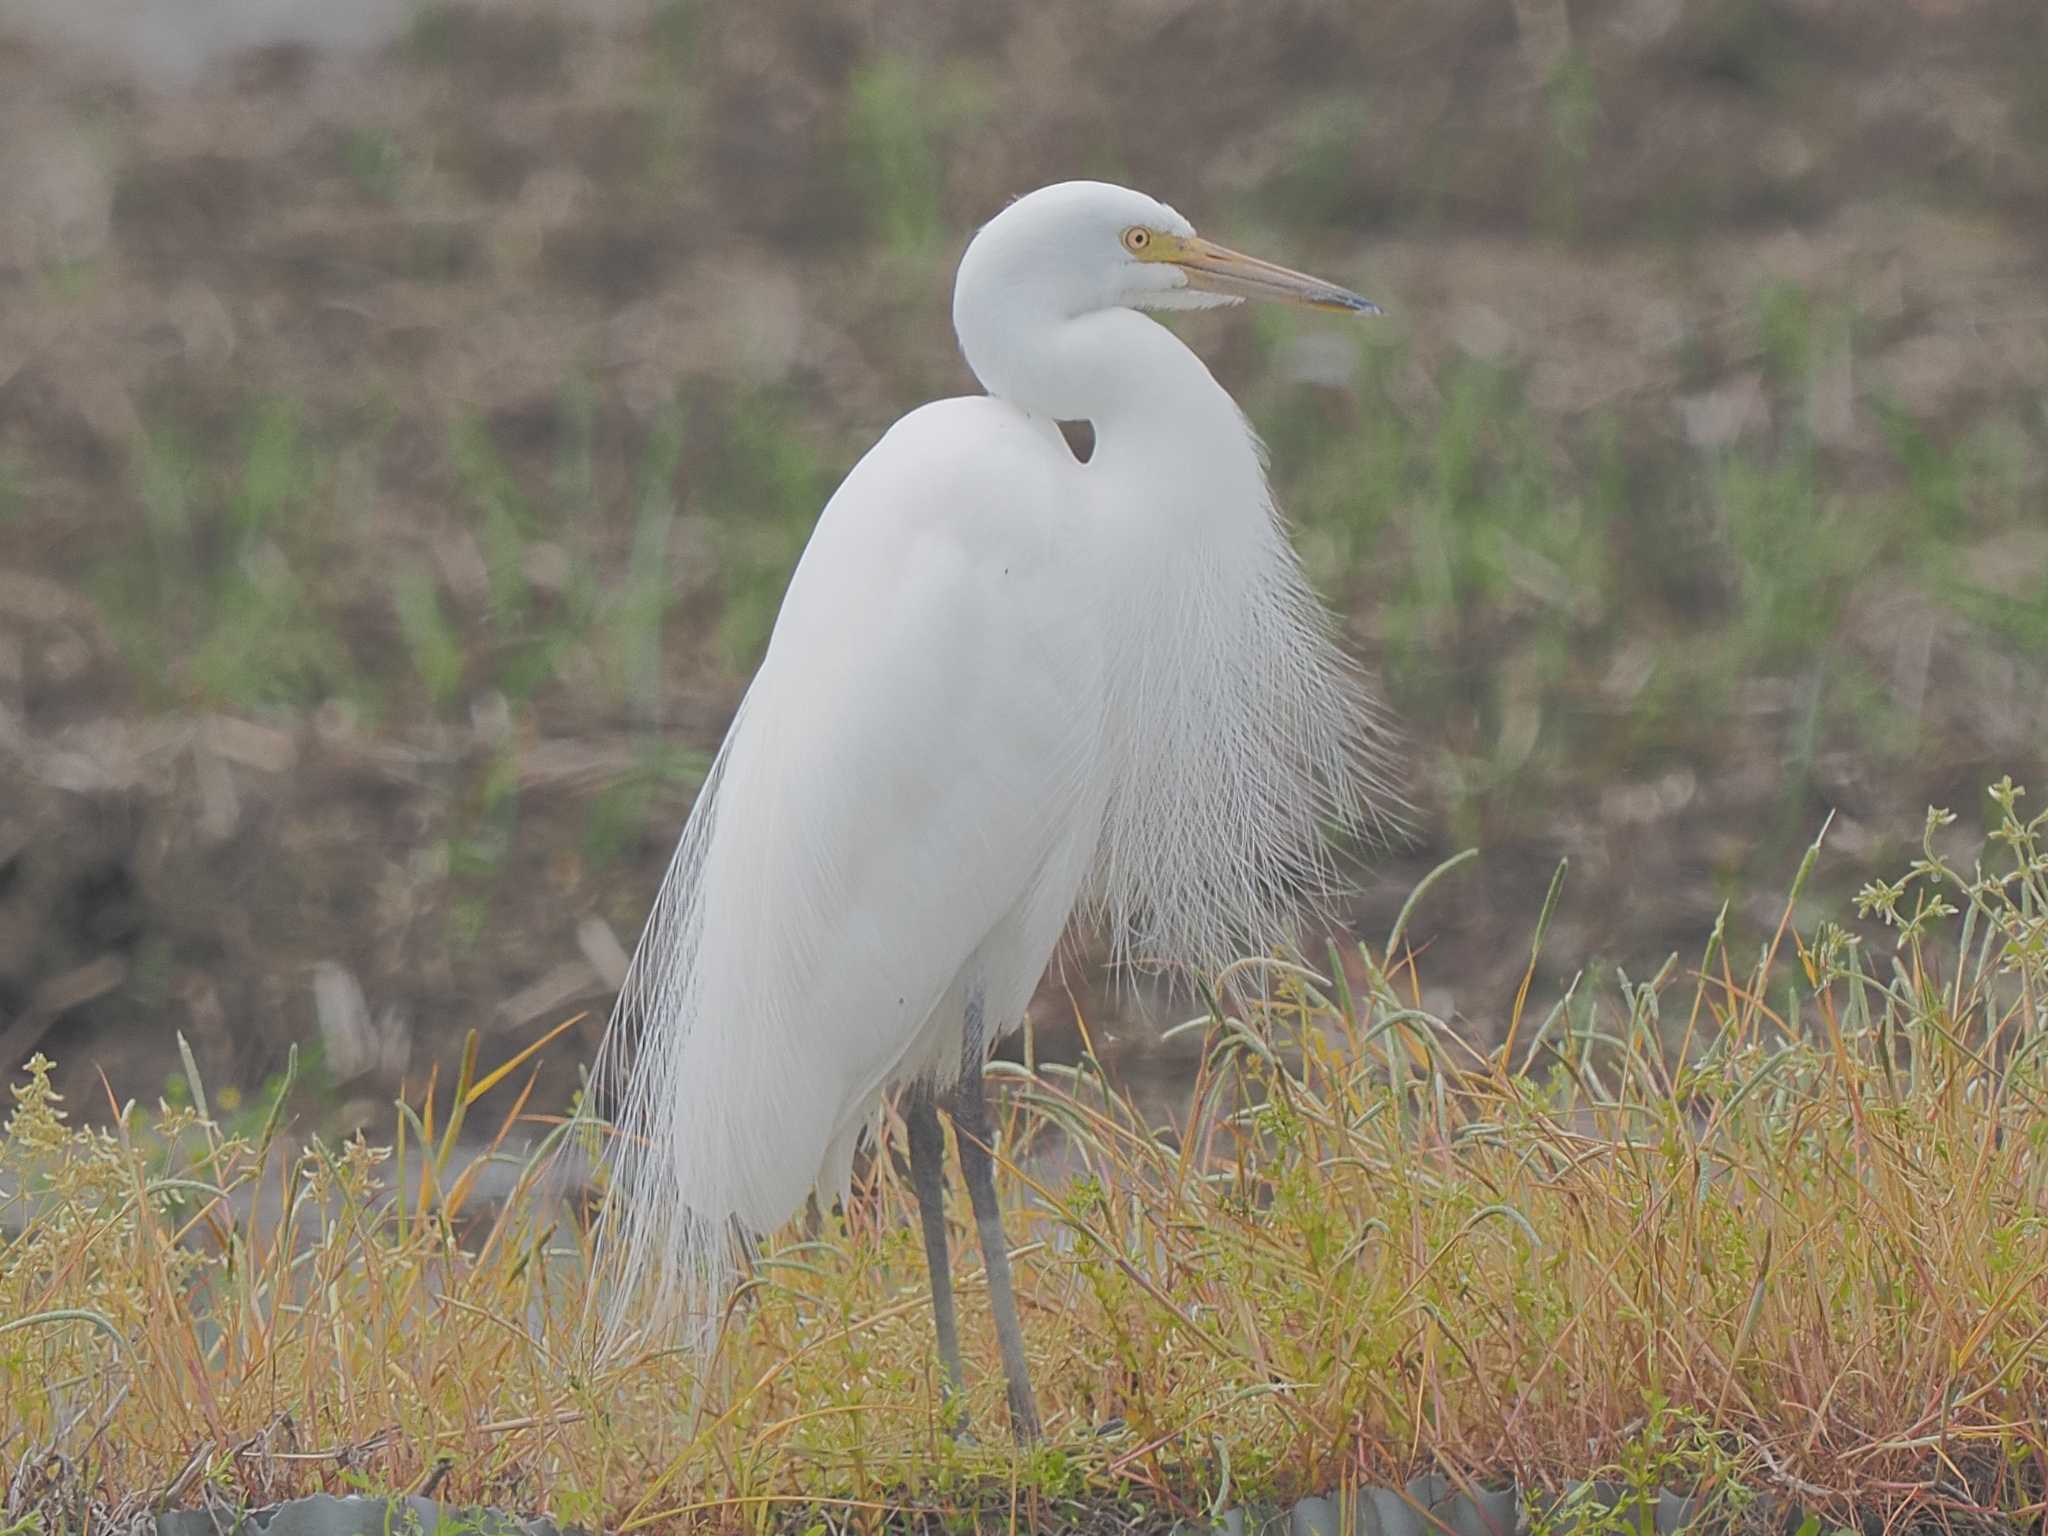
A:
[642,397,1106,1231]
[596,182,1394,1336]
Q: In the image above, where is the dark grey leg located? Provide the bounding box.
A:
[905,1087,967,1428]
[950,995,1042,1441]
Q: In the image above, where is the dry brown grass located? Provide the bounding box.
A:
[6,784,2047,1533]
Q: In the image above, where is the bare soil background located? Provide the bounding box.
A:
[1,0,2044,1126]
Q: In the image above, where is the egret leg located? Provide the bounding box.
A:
[950,1001,1042,1442]
[905,1088,968,1428]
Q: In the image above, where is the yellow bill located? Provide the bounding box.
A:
[1148,232,1381,315]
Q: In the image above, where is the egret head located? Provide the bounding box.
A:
[953,181,1378,418]
[955,180,1380,330]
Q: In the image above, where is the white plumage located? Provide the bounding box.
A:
[592,180,1396,1433]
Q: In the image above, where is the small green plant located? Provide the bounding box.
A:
[99,398,347,708]
[553,370,598,522]
[187,550,347,707]
[700,387,839,668]
[134,422,198,562]
[1855,776,2046,966]
[845,55,945,259]
[393,565,467,706]
[438,411,602,707]
[232,399,312,537]
[405,2,458,66]
[636,0,700,175]
[1260,98,1374,230]
[1756,280,1815,386]
[42,257,98,300]
[451,416,538,631]
[442,745,525,948]
[1715,444,1846,663]
[344,128,406,202]
[600,403,685,721]
[1539,50,1598,238]
[583,740,708,870]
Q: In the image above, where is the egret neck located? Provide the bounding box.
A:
[958,302,1269,540]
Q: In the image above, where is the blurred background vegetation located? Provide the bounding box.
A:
[1,0,2043,1126]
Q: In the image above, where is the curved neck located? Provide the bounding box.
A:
[958,303,1260,487]
[954,296,1269,569]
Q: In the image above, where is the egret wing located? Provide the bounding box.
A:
[596,397,1103,1326]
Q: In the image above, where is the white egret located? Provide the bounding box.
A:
[595,180,1397,1440]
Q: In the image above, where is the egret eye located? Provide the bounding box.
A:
[1123,227,1151,254]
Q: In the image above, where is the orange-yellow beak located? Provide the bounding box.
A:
[1153,233,1381,316]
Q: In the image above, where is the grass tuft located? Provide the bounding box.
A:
[5,788,2046,1531]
